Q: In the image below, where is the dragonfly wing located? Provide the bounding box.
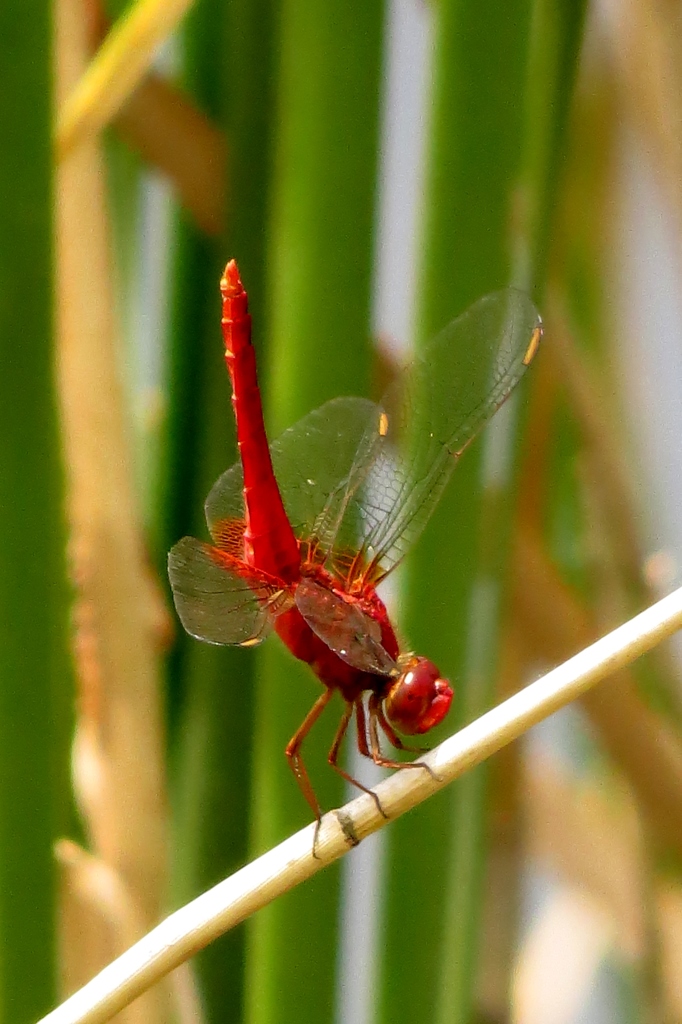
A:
[332,289,542,579]
[269,397,380,548]
[204,290,541,587]
[168,536,284,646]
[203,461,246,554]
[204,397,379,556]
[295,577,397,676]
[204,397,383,575]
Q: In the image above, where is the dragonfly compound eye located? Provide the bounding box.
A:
[384,657,453,735]
[169,265,540,829]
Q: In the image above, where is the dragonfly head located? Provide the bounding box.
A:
[384,656,453,735]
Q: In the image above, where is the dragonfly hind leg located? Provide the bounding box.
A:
[285,688,335,850]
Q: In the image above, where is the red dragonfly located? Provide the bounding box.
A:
[169,260,542,831]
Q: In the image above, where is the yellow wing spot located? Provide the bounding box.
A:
[523,324,542,366]
[379,411,389,437]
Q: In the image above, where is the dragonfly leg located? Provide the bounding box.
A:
[354,699,371,758]
[367,695,436,778]
[375,701,431,755]
[326,701,386,819]
[286,688,335,855]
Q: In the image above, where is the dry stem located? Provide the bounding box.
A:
[513,524,682,856]
[38,585,682,1024]
[55,0,169,1015]
[115,75,226,235]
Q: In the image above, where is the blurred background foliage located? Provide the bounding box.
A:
[4,0,682,1022]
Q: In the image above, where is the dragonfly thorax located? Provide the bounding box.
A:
[168,261,542,836]
[383,655,453,735]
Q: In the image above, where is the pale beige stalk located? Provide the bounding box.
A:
[55,0,169,1018]
[38,585,682,1024]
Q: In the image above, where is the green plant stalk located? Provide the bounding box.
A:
[379,2,537,1023]
[521,0,589,296]
[164,0,281,1020]
[167,186,256,1024]
[244,3,384,1023]
[541,17,650,1020]
[438,0,587,1015]
[383,3,587,1023]
[0,3,71,1021]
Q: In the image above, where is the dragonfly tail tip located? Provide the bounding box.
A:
[221,259,243,297]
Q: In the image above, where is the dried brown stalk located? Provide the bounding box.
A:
[64,0,226,236]
[655,880,682,1021]
[512,888,615,1024]
[521,749,682,1023]
[114,75,226,236]
[552,295,682,718]
[603,0,682,237]
[57,844,203,1024]
[511,276,682,855]
[56,0,198,159]
[523,754,645,959]
[513,753,653,1024]
[55,0,170,1016]
[57,841,151,1024]
[475,716,524,1022]
[546,292,643,586]
[512,523,682,858]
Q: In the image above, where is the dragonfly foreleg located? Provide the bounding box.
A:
[367,694,436,778]
[374,700,431,755]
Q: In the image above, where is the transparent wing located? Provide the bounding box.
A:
[203,462,245,552]
[294,577,397,676]
[319,289,542,581]
[202,291,540,590]
[204,396,380,555]
[168,536,284,646]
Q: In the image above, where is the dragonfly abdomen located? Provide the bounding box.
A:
[220,261,300,582]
